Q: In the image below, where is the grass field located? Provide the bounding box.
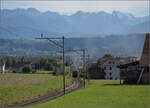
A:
[36,70,53,74]
[0,73,71,107]
[27,80,150,108]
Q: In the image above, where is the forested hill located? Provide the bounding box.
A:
[0,33,145,59]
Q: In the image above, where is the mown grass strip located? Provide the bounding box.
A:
[27,80,150,108]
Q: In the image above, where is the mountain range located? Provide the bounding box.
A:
[0,34,146,59]
[0,8,150,39]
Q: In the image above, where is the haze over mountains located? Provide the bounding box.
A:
[0,34,145,59]
[0,8,150,39]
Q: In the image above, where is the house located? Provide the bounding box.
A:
[0,62,5,74]
[98,57,120,79]
[118,33,150,84]
[88,63,104,79]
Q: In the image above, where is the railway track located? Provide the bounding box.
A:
[7,80,84,108]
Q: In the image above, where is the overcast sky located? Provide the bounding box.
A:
[1,1,149,17]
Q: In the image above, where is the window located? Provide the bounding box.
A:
[109,72,112,76]
[104,72,106,76]
[110,67,112,70]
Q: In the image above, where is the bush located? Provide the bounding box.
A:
[12,70,17,73]
[32,71,36,74]
[52,71,57,76]
[72,71,78,78]
[80,72,85,78]
[103,54,113,58]
[22,65,32,73]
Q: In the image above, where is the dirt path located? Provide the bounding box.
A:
[7,80,84,108]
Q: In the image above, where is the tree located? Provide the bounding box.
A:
[65,61,70,66]
[39,57,48,69]
[21,56,27,63]
[44,63,53,71]
[0,57,5,64]
[103,54,113,58]
[34,62,40,70]
[6,57,12,68]
[12,57,18,67]
[72,71,78,78]
[22,65,32,73]
[47,58,55,64]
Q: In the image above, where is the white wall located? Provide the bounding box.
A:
[0,64,5,73]
[101,60,120,79]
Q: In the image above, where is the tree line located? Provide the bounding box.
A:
[0,56,58,73]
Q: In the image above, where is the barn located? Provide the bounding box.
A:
[118,33,150,84]
[139,33,150,84]
[118,61,140,84]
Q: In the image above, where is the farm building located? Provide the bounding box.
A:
[120,57,139,64]
[118,61,140,84]
[88,63,104,79]
[98,57,120,79]
[118,33,150,84]
[139,33,150,84]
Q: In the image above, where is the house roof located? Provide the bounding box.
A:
[140,33,150,67]
[98,57,120,62]
[117,61,139,69]
[98,57,120,65]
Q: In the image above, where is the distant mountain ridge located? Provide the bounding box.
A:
[0,8,149,39]
[0,33,146,59]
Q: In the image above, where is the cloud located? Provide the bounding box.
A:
[1,1,149,17]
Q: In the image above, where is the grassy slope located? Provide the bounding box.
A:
[0,73,70,107]
[27,80,150,108]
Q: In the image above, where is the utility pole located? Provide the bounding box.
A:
[62,36,65,94]
[36,34,66,94]
[60,48,87,87]
[82,49,86,87]
[86,54,90,82]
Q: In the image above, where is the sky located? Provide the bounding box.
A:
[1,1,149,17]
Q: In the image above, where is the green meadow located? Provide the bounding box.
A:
[0,73,71,107]
[27,80,150,108]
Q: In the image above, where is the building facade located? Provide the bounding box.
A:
[88,63,104,79]
[98,57,120,79]
[0,63,5,74]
